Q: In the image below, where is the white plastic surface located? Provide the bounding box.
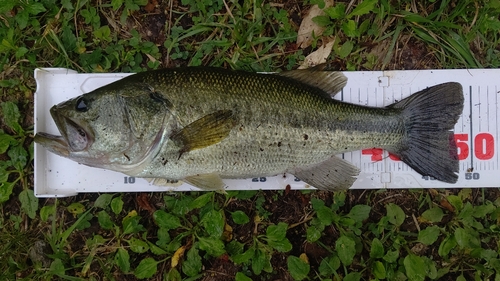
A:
[34,68,500,197]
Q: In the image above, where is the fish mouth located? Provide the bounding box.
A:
[34,132,71,157]
[35,108,94,156]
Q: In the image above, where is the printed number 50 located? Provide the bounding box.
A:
[454,133,494,160]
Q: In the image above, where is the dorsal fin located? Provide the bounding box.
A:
[276,64,347,97]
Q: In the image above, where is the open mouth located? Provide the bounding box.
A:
[35,109,93,156]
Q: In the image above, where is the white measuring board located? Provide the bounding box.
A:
[33,68,499,197]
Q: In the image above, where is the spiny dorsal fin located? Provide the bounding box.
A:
[277,64,347,97]
[170,110,238,155]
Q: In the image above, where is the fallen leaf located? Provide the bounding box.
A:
[440,198,455,213]
[297,0,333,49]
[137,193,156,214]
[299,253,310,264]
[222,223,233,242]
[171,246,186,268]
[299,39,335,69]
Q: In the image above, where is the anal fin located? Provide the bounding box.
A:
[293,156,360,191]
[184,173,227,193]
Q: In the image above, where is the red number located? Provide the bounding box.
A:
[362,148,400,162]
[388,153,401,161]
[362,133,494,162]
[454,134,469,160]
[362,148,383,162]
[474,133,494,160]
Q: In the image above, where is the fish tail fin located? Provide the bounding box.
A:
[387,82,464,183]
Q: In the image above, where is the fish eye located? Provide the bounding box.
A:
[75,97,89,112]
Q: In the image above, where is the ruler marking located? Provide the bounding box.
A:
[496,84,499,169]
[469,86,474,170]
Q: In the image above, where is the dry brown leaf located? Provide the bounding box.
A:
[171,246,186,268]
[298,39,335,69]
[296,0,333,49]
[136,193,156,214]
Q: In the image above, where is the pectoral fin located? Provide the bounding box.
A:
[184,173,226,193]
[170,110,237,155]
[293,156,359,191]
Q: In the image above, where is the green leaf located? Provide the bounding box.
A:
[312,15,331,27]
[49,258,66,276]
[404,255,426,281]
[456,275,466,281]
[202,209,224,237]
[454,227,469,248]
[111,196,124,215]
[438,234,457,257]
[134,257,158,279]
[19,189,38,219]
[386,203,405,226]
[383,249,399,263]
[189,192,213,209]
[232,247,254,264]
[338,41,354,58]
[344,272,361,281]
[373,261,386,279]
[370,238,384,258]
[94,194,113,208]
[122,216,146,234]
[153,210,181,230]
[266,222,288,241]
[97,210,114,230]
[268,237,292,252]
[336,235,356,266]
[231,210,250,224]
[26,2,46,14]
[8,144,28,171]
[166,268,181,281]
[418,225,440,245]
[235,272,253,281]
[347,204,371,223]
[306,225,322,242]
[342,20,358,37]
[0,133,15,154]
[115,248,130,273]
[348,0,377,17]
[128,237,150,253]
[324,4,346,19]
[421,207,444,223]
[473,203,496,218]
[0,182,15,203]
[422,256,437,279]
[287,256,310,281]
[316,205,334,226]
[319,255,340,276]
[147,241,167,255]
[182,246,202,277]
[446,195,463,212]
[40,205,56,222]
[1,102,23,134]
[67,202,85,215]
[198,236,225,257]
[252,248,271,275]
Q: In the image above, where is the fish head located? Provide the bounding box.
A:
[35,83,172,172]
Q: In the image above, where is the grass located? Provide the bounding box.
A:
[1,0,500,280]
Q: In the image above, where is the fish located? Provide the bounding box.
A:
[34,65,464,192]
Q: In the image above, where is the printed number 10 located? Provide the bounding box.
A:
[455,133,495,160]
[124,177,135,184]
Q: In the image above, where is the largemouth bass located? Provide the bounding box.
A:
[34,65,464,191]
